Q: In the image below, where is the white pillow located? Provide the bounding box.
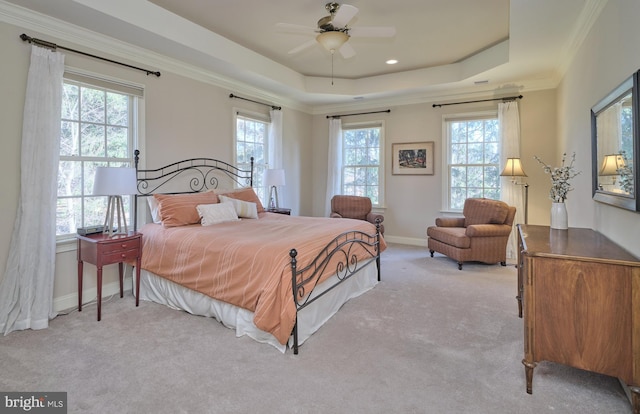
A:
[147,197,162,224]
[196,202,240,226]
[219,195,258,219]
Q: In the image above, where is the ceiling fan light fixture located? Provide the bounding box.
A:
[316,31,349,53]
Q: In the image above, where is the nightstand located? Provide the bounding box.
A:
[77,232,142,321]
[266,207,291,215]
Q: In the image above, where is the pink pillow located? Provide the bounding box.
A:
[154,192,219,227]
[215,187,265,213]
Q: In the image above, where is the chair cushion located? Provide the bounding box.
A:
[426,226,470,249]
[463,198,509,227]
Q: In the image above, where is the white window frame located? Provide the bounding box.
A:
[233,109,270,205]
[341,120,386,208]
[57,70,142,244]
[441,111,500,212]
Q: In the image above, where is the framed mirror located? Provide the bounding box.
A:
[591,70,640,211]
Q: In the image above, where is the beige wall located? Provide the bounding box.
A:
[556,0,640,256]
[311,89,557,243]
[0,22,28,284]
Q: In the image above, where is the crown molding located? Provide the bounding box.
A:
[556,0,609,78]
[309,75,559,116]
[0,1,310,113]
[0,0,563,117]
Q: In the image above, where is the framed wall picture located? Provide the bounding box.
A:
[392,142,434,175]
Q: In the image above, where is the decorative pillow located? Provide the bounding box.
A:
[154,191,219,227]
[196,202,240,226]
[147,197,162,224]
[215,187,265,213]
[219,195,258,219]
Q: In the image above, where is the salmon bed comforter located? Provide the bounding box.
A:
[139,213,386,345]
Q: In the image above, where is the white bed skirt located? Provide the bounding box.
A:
[136,260,378,353]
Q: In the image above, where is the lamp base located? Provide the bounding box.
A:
[269,186,280,209]
[103,195,129,237]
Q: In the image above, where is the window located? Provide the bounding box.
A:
[341,122,384,206]
[57,76,139,239]
[444,114,500,210]
[234,112,269,203]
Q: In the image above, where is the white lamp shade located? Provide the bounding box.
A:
[599,154,625,176]
[93,167,138,196]
[500,158,527,177]
[264,169,286,187]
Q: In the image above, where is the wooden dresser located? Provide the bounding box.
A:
[517,224,640,414]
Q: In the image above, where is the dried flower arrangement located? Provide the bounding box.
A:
[534,152,581,203]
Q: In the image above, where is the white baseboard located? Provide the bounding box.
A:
[383,235,427,247]
[54,276,133,313]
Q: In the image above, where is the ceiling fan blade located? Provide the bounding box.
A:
[275,22,316,34]
[287,39,317,55]
[332,4,358,27]
[339,42,356,59]
[349,26,396,38]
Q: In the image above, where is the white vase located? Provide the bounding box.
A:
[550,202,568,230]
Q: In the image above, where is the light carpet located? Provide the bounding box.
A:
[0,243,632,413]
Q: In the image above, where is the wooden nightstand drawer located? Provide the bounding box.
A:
[100,238,141,254]
[102,248,140,266]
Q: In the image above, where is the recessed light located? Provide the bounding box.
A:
[386,59,398,65]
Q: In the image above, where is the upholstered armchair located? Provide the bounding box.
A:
[426,198,516,270]
[330,195,384,235]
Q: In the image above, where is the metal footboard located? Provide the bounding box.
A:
[289,219,382,354]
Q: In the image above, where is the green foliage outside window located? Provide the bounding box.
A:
[448,118,500,210]
[236,116,268,202]
[57,82,133,237]
[342,126,381,205]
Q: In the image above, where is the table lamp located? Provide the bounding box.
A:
[599,153,625,186]
[93,167,137,237]
[500,157,529,224]
[263,169,285,209]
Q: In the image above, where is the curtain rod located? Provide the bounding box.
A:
[229,94,281,110]
[326,109,391,119]
[432,95,523,108]
[20,34,161,77]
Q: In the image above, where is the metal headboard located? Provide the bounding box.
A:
[133,149,254,230]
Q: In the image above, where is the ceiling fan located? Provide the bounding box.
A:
[276,2,396,59]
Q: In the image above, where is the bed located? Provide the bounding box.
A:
[133,150,385,353]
